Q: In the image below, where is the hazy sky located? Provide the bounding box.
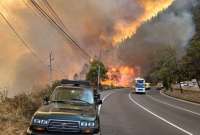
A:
[0,0,196,95]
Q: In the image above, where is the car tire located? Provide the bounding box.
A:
[94,132,102,135]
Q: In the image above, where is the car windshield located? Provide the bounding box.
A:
[137,80,144,84]
[50,87,94,104]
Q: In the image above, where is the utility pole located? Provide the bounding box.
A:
[97,64,101,92]
[49,51,54,86]
[97,47,102,91]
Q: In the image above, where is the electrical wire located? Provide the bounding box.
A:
[43,0,66,29]
[30,0,91,59]
[0,9,65,76]
[0,11,43,64]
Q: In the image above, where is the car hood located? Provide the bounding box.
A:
[34,103,97,121]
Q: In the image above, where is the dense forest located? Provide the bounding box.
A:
[148,4,200,91]
[193,4,200,40]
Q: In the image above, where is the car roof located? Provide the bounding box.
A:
[55,85,90,89]
[60,79,91,87]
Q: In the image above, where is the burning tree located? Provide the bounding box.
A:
[101,66,136,87]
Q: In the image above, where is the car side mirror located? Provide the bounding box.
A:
[43,96,49,105]
[97,99,102,105]
[94,94,101,100]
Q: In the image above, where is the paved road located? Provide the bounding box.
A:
[100,89,200,135]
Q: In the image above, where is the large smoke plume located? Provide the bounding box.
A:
[0,0,198,95]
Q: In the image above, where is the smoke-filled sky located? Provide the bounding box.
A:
[0,0,197,96]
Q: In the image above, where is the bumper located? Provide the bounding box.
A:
[27,128,100,135]
[135,89,146,93]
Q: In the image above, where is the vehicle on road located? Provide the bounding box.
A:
[27,80,102,135]
[134,77,146,94]
[145,83,151,90]
[156,82,164,90]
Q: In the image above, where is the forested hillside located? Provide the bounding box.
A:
[192,4,200,40]
[148,4,200,90]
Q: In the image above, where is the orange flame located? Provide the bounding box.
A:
[112,0,174,45]
[101,66,136,87]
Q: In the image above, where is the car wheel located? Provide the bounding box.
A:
[93,132,101,135]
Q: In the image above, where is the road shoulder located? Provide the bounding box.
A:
[161,90,200,106]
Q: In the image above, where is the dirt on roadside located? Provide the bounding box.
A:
[165,89,200,104]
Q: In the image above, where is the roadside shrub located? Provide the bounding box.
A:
[12,93,39,119]
[0,89,8,102]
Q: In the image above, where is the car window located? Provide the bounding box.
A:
[137,80,144,84]
[50,87,94,104]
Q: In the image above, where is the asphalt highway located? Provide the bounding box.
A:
[100,89,200,135]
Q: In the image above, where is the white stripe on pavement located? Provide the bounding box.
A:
[102,92,115,102]
[128,93,193,135]
[148,95,200,117]
[98,92,115,114]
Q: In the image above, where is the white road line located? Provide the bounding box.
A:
[98,92,115,114]
[148,95,200,117]
[128,93,193,135]
[160,91,200,106]
[102,92,114,102]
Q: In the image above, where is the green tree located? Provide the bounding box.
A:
[192,4,200,41]
[86,60,107,86]
[183,40,200,88]
[149,47,184,92]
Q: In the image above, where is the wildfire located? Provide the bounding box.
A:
[101,66,136,87]
[112,0,174,45]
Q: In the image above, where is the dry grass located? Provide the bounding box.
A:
[0,88,50,135]
[0,120,28,135]
[165,89,200,104]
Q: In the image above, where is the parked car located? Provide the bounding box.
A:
[180,82,188,87]
[156,82,164,90]
[27,80,102,135]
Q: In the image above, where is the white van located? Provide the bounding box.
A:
[134,78,146,94]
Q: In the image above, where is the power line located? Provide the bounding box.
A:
[0,9,65,76]
[22,0,71,76]
[30,0,91,59]
[43,0,66,29]
[43,0,84,55]
[43,0,85,58]
[43,0,83,56]
[22,0,43,18]
[0,11,43,64]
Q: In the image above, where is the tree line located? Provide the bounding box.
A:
[147,5,200,92]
